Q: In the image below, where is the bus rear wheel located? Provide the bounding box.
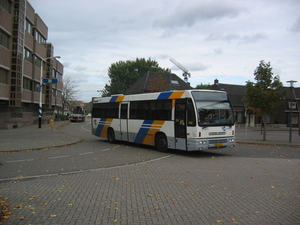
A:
[155,133,168,152]
[107,128,115,143]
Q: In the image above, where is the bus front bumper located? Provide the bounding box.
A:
[187,137,236,151]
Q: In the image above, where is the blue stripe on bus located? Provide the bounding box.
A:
[157,91,173,99]
[95,118,106,136]
[134,120,154,144]
[109,96,118,102]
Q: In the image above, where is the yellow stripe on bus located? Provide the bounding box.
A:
[116,96,125,102]
[100,118,113,138]
[169,91,185,99]
[143,120,165,145]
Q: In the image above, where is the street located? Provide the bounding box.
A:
[1,121,299,181]
[0,122,299,224]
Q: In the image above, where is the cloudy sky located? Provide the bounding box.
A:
[28,0,300,102]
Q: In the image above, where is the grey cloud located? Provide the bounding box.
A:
[188,62,208,71]
[290,15,300,32]
[240,32,268,44]
[213,48,223,54]
[73,66,87,72]
[206,32,267,44]
[153,1,244,29]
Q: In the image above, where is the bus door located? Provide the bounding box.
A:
[175,99,187,150]
[120,103,129,141]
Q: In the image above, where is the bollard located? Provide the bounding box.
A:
[49,119,54,129]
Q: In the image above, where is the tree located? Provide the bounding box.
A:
[195,83,212,89]
[243,60,285,141]
[62,75,80,113]
[101,58,171,96]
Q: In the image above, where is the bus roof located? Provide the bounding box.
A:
[92,89,227,104]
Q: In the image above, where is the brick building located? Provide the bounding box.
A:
[0,0,63,129]
[211,79,300,128]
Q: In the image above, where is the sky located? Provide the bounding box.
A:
[28,0,300,102]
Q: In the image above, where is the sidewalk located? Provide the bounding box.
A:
[0,123,299,153]
[236,127,300,146]
[0,121,82,153]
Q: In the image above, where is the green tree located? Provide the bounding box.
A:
[101,58,171,96]
[195,83,212,89]
[243,60,285,141]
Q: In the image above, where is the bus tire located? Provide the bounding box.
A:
[107,128,116,143]
[155,133,168,152]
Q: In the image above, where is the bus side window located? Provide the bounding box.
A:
[121,104,127,119]
[187,98,196,126]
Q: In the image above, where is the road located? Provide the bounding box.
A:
[1,121,300,225]
[1,121,299,180]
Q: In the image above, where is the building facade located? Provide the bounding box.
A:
[211,79,300,128]
[0,0,63,129]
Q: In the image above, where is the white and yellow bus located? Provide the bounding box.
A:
[91,90,235,152]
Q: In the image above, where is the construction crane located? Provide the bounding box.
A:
[170,58,191,83]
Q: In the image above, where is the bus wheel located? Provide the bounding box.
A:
[107,128,115,143]
[155,133,168,152]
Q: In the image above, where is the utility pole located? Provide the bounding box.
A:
[286,80,297,143]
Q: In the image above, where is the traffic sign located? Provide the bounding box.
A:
[43,78,58,84]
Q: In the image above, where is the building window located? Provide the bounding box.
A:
[24,48,33,63]
[33,29,46,46]
[0,67,9,84]
[25,19,33,35]
[33,81,39,92]
[34,55,41,68]
[23,77,32,90]
[288,102,296,109]
[56,90,62,98]
[0,29,10,49]
[0,0,12,14]
[57,72,63,82]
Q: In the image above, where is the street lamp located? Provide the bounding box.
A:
[286,80,297,143]
[39,56,61,128]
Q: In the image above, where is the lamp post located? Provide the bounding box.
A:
[286,80,297,142]
[39,56,61,128]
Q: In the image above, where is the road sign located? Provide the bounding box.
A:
[43,78,58,84]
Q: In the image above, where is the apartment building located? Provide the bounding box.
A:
[0,0,63,129]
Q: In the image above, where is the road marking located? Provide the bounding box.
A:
[0,154,173,182]
[48,155,70,159]
[79,152,94,155]
[81,121,91,132]
[6,159,34,163]
[101,148,111,151]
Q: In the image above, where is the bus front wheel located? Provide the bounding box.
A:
[155,133,168,152]
[107,128,115,143]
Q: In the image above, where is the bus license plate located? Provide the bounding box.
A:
[215,143,223,147]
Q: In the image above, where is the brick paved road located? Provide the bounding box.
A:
[1,122,299,224]
[1,151,299,224]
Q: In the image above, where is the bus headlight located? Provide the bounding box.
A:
[229,139,235,142]
[199,141,207,144]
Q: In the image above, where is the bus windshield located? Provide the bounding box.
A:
[192,91,234,127]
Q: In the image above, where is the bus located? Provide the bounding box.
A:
[91,90,235,151]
